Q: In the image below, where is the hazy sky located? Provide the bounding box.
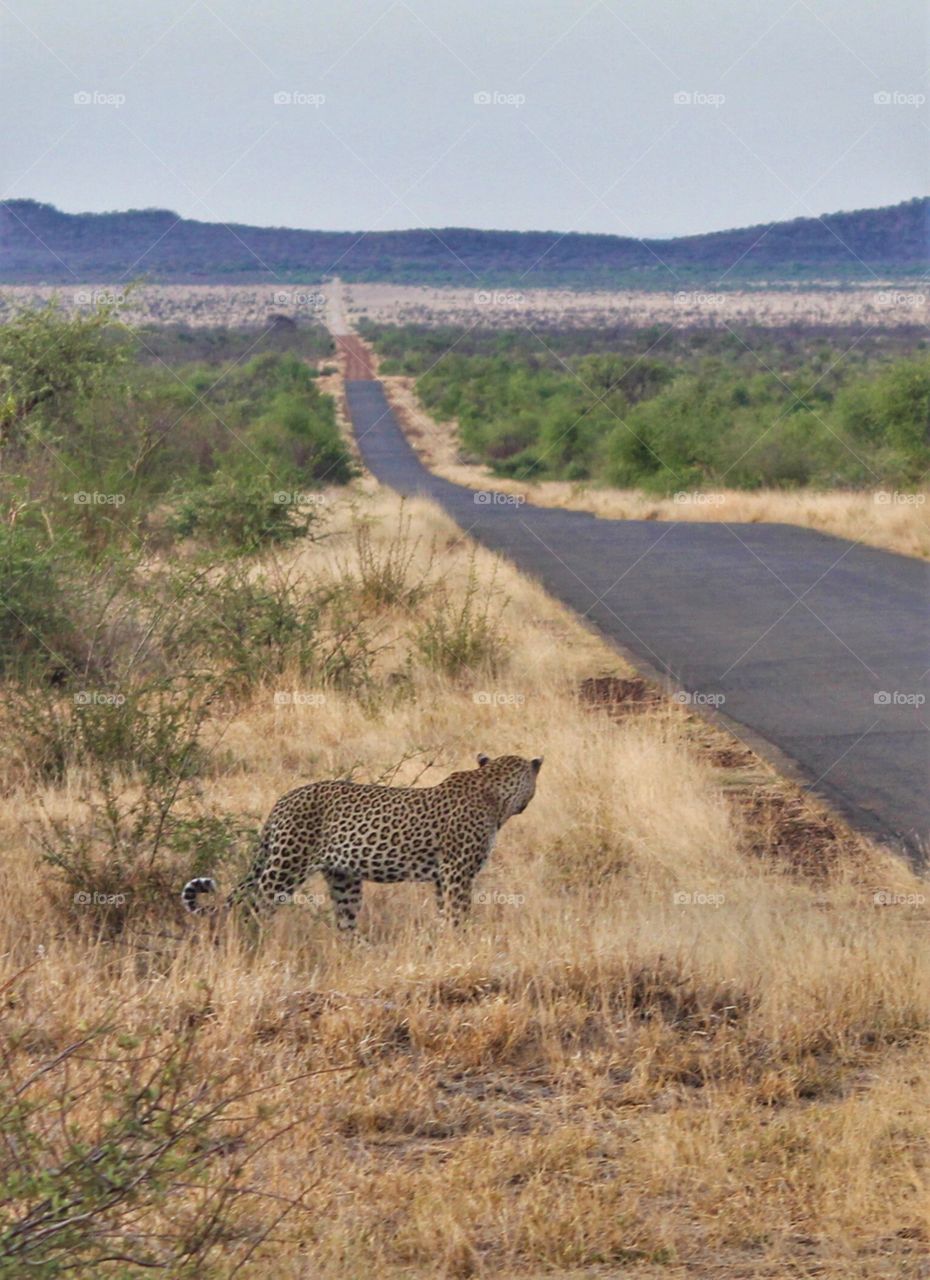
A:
[3,0,927,238]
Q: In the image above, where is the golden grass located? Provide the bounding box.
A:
[3,489,929,1277]
[383,373,930,559]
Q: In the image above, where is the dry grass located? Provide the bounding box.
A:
[343,280,929,329]
[3,489,929,1277]
[383,373,930,559]
[0,283,332,329]
[3,279,927,331]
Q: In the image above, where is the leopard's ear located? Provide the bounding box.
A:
[531,756,543,772]
[476,753,490,767]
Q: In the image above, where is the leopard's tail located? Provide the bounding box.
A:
[181,876,218,915]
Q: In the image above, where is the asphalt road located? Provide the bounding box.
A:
[345,377,930,863]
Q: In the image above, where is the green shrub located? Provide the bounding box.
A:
[348,503,432,609]
[0,499,79,681]
[135,320,333,366]
[29,675,247,929]
[837,356,930,479]
[166,559,323,685]
[169,471,321,554]
[162,557,375,694]
[20,673,211,780]
[414,557,506,678]
[249,389,354,485]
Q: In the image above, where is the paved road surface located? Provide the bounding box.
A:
[345,376,930,863]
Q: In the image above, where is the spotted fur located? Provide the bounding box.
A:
[181,753,542,929]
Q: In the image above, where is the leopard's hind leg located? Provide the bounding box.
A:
[323,869,363,931]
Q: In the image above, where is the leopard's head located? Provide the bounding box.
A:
[476,753,543,821]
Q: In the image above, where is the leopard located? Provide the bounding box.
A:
[181,753,542,930]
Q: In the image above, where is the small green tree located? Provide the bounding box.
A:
[0,299,130,456]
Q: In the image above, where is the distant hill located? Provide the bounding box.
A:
[1,197,927,287]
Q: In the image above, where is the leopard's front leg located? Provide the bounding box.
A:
[434,822,496,927]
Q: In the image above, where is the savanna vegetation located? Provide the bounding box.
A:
[2,478,929,1278]
[133,318,334,367]
[367,321,930,493]
[0,299,351,567]
[1,298,929,1277]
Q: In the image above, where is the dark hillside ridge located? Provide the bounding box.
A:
[2,197,927,286]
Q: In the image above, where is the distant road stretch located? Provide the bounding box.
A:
[335,334,375,381]
[344,375,930,863]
